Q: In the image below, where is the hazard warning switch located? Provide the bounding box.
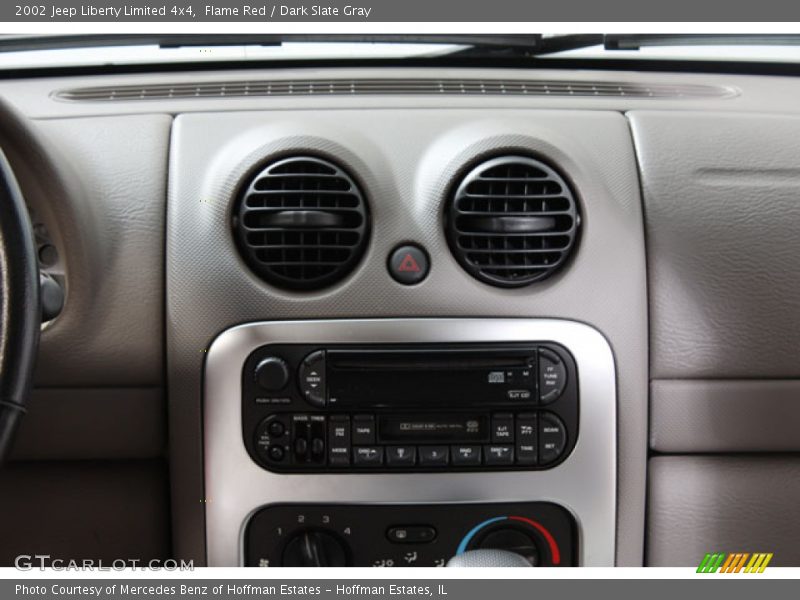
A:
[388,244,430,285]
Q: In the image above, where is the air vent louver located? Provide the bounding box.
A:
[55,78,737,101]
[234,156,369,290]
[446,156,579,287]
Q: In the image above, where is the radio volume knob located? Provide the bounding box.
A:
[254,357,290,391]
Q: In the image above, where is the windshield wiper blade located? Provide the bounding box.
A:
[606,34,800,50]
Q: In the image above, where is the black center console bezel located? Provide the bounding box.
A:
[241,342,579,474]
[244,501,578,568]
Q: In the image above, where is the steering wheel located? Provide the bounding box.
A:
[0,147,39,461]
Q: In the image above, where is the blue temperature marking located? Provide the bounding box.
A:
[456,516,508,555]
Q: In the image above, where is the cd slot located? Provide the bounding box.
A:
[326,346,537,408]
[327,347,534,371]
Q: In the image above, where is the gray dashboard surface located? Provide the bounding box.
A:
[630,111,800,452]
[650,379,800,453]
[167,108,648,565]
[30,115,171,387]
[633,111,800,566]
[648,456,800,567]
[631,111,800,380]
[5,66,800,119]
[12,66,800,568]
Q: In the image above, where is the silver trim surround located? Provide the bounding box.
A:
[204,318,617,566]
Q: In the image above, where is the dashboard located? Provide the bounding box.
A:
[2,64,800,567]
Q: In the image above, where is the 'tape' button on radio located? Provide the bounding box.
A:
[539,348,567,404]
[352,415,376,445]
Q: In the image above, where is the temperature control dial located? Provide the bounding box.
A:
[457,515,562,567]
[472,525,540,566]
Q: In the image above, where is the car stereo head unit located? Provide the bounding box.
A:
[241,343,578,474]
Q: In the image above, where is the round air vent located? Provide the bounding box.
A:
[234,156,369,291]
[445,155,579,287]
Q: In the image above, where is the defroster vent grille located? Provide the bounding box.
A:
[446,156,579,287]
[234,156,369,290]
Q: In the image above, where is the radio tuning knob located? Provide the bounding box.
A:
[254,357,290,391]
[299,350,327,407]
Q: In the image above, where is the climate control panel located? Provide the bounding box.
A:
[245,502,576,567]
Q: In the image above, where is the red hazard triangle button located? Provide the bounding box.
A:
[398,253,421,272]
[389,244,429,285]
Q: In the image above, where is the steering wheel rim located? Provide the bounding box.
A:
[0,146,39,461]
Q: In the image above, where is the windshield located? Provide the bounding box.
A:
[2,34,800,70]
[551,43,800,63]
[0,41,468,70]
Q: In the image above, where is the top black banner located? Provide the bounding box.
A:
[3,0,798,22]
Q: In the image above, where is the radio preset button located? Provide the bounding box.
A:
[484,444,514,465]
[491,414,515,443]
[515,413,538,465]
[298,350,327,408]
[539,348,567,404]
[539,412,567,465]
[353,446,384,466]
[352,415,376,445]
[451,445,482,466]
[419,446,449,467]
[386,445,416,467]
